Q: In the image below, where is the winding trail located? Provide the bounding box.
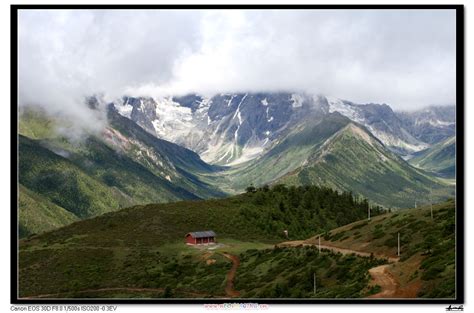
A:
[222,253,241,297]
[23,241,417,299]
[367,265,400,298]
[277,240,413,298]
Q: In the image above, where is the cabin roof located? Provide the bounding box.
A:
[187,231,216,238]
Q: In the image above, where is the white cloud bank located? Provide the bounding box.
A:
[18,8,456,122]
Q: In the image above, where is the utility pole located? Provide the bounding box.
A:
[430,187,433,220]
[397,232,400,257]
[415,201,417,209]
[313,272,316,296]
[368,205,371,221]
[318,235,321,254]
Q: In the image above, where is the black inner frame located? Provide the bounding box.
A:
[10,4,465,305]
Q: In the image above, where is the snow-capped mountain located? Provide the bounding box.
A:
[113,93,326,165]
[112,93,454,165]
[321,97,429,155]
[396,105,456,145]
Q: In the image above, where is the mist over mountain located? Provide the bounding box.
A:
[112,92,455,164]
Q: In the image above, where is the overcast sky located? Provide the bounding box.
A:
[18,9,456,118]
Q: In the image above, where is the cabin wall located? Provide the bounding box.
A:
[185,235,196,245]
[185,235,216,245]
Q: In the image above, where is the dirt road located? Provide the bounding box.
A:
[278,240,399,263]
[222,253,241,297]
[277,240,417,298]
[368,264,422,298]
[367,265,400,298]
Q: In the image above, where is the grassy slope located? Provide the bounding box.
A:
[18,194,455,299]
[107,107,218,175]
[106,107,226,199]
[17,196,270,298]
[19,187,380,298]
[307,199,456,298]
[19,135,129,219]
[18,108,57,139]
[18,184,79,238]
[278,123,454,208]
[17,107,227,237]
[235,246,385,298]
[409,136,456,178]
[45,136,201,203]
[221,113,349,191]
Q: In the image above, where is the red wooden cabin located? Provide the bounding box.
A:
[185,231,216,245]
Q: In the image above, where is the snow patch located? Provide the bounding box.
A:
[234,125,240,141]
[261,98,269,106]
[291,94,304,108]
[150,97,198,144]
[326,96,360,122]
[198,97,212,108]
[416,119,455,127]
[232,94,247,127]
[226,95,236,107]
[114,98,134,118]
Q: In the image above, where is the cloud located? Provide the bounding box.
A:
[18,8,456,121]
[18,9,203,132]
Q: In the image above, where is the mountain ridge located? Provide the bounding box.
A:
[274,121,453,208]
[113,92,455,165]
[17,106,227,237]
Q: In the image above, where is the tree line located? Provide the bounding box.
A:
[240,184,384,239]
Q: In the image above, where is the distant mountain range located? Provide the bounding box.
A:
[212,112,453,208]
[114,93,455,164]
[397,106,456,145]
[17,92,456,236]
[409,136,456,178]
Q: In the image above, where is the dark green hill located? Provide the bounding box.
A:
[409,136,456,178]
[19,184,79,238]
[18,107,226,237]
[19,135,130,219]
[19,185,382,298]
